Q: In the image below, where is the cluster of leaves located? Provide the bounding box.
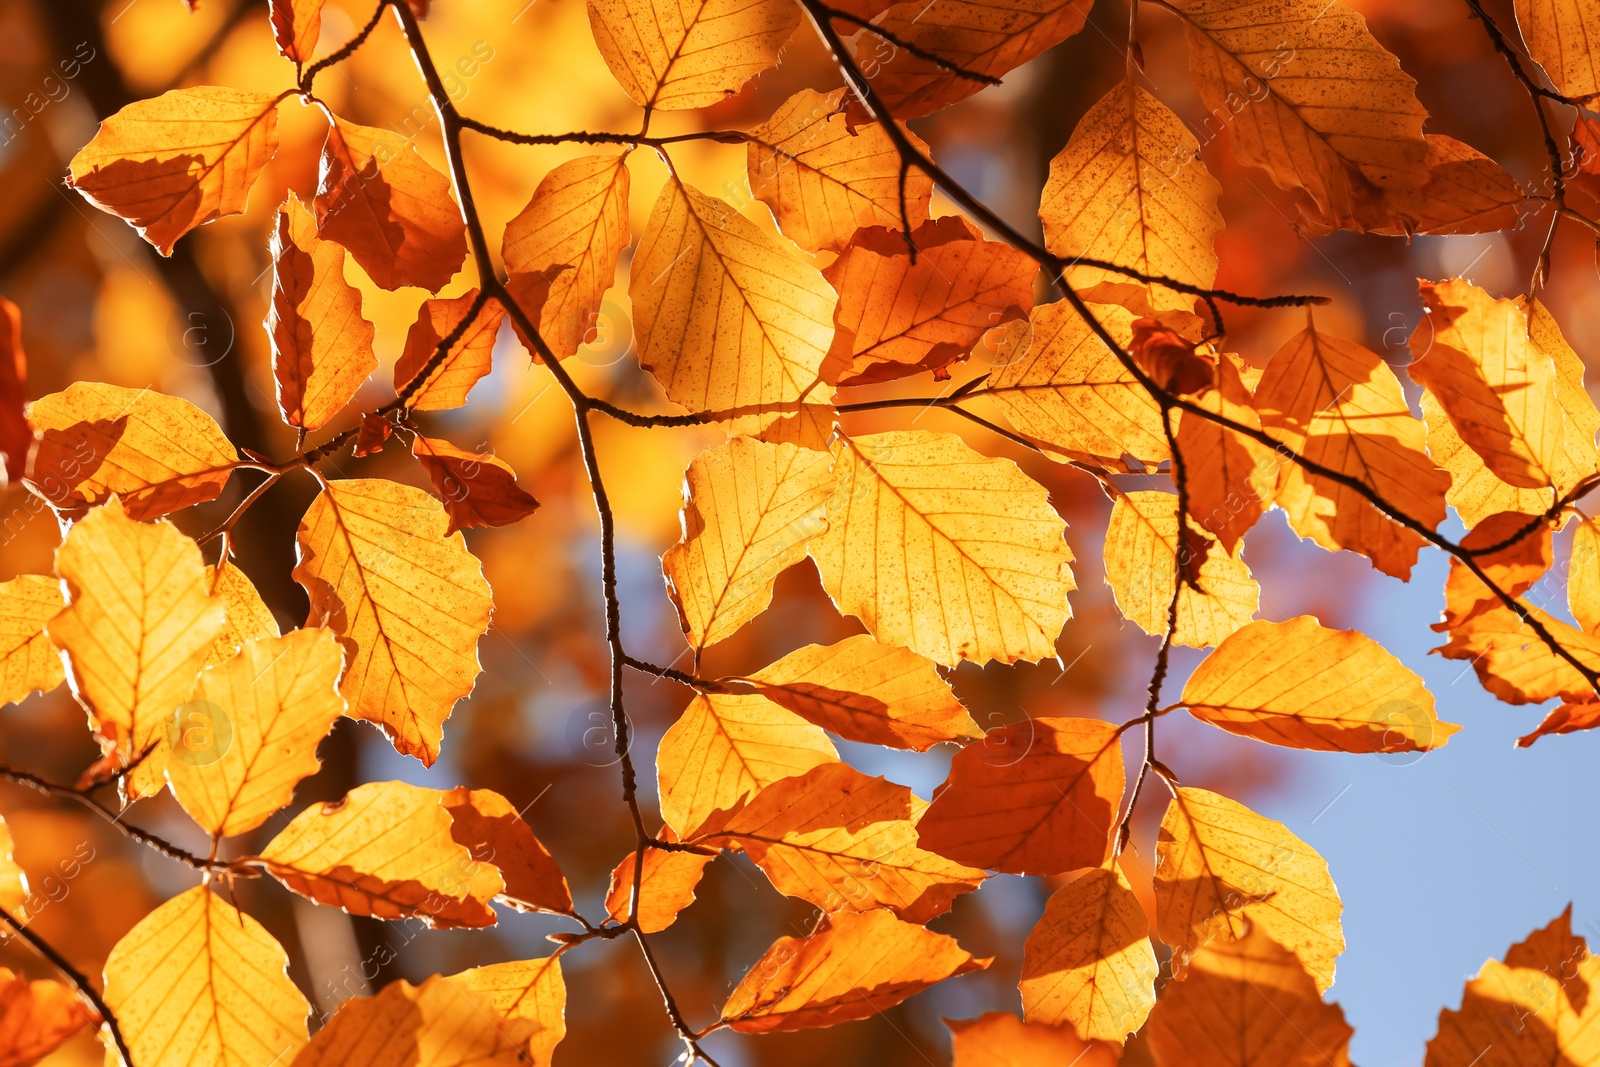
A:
[1,0,1600,1062]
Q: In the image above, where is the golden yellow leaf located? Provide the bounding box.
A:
[739,633,983,750]
[747,88,933,254]
[104,885,309,1067]
[1174,0,1430,232]
[1573,514,1600,634]
[166,628,346,838]
[1256,323,1449,579]
[1155,787,1344,993]
[917,716,1122,875]
[27,382,239,521]
[315,117,468,292]
[1020,866,1158,1045]
[630,177,837,442]
[1174,353,1277,553]
[948,1012,1117,1067]
[409,435,540,534]
[48,498,224,797]
[694,762,987,922]
[1422,390,1550,528]
[984,300,1168,470]
[0,970,97,1067]
[1103,488,1259,648]
[1316,135,1526,238]
[267,193,376,432]
[1515,0,1600,102]
[860,0,1094,118]
[259,780,505,929]
[1434,600,1600,705]
[205,558,280,666]
[605,828,714,933]
[656,691,838,838]
[822,217,1037,385]
[1146,923,1355,1067]
[442,787,573,915]
[0,819,25,916]
[270,0,322,64]
[0,575,64,707]
[720,909,989,1033]
[587,0,799,110]
[810,430,1076,665]
[392,290,506,411]
[292,478,492,764]
[502,154,631,360]
[67,86,282,255]
[1426,907,1600,1067]
[1180,615,1458,753]
[295,957,565,1067]
[662,437,834,651]
[1412,278,1596,495]
[1041,79,1222,313]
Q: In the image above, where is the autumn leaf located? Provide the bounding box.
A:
[738,634,983,750]
[442,787,573,915]
[0,297,28,485]
[1020,865,1157,1045]
[605,828,714,932]
[822,217,1036,385]
[1437,511,1554,632]
[205,558,281,666]
[1572,514,1600,634]
[392,290,507,410]
[1256,323,1450,579]
[948,1012,1115,1066]
[694,762,987,922]
[1514,0,1600,102]
[662,436,833,651]
[1518,699,1600,747]
[104,885,309,1067]
[410,435,540,534]
[0,819,26,917]
[1434,599,1600,706]
[67,86,283,254]
[48,498,224,797]
[858,0,1094,118]
[984,300,1168,470]
[259,780,505,928]
[1146,922,1355,1067]
[1180,615,1459,753]
[0,576,64,708]
[502,154,631,360]
[315,117,468,292]
[295,957,565,1067]
[1426,907,1600,1067]
[166,628,345,838]
[1102,488,1259,648]
[1174,353,1277,552]
[630,176,837,442]
[587,0,799,109]
[267,193,376,432]
[26,382,239,520]
[916,716,1122,875]
[1173,0,1430,232]
[747,88,933,254]
[270,0,323,64]
[1155,787,1344,992]
[0,970,97,1067]
[1041,79,1223,312]
[656,691,838,837]
[1310,134,1527,238]
[720,909,989,1032]
[293,478,493,764]
[810,430,1077,665]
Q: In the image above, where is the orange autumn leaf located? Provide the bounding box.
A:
[259,780,505,929]
[605,827,714,933]
[747,88,933,254]
[392,291,506,410]
[693,762,987,922]
[1433,599,1600,706]
[947,1012,1116,1067]
[0,297,28,485]
[410,435,540,534]
[1174,353,1277,552]
[1020,865,1158,1045]
[720,909,989,1033]
[315,117,468,292]
[916,716,1122,875]
[442,786,573,915]
[738,634,983,750]
[67,86,282,254]
[267,193,376,433]
[1438,510,1555,631]
[1514,0,1600,102]
[0,970,96,1067]
[822,216,1036,386]
[0,575,64,708]
[205,557,281,666]
[270,0,323,64]
[26,382,239,521]
[587,0,799,110]
[48,498,224,797]
[1572,513,1600,634]
[1146,923,1356,1067]
[1128,318,1215,396]
[292,478,492,764]
[1180,616,1459,753]
[1518,700,1600,747]
[502,154,631,360]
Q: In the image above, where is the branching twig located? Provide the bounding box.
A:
[0,906,130,1067]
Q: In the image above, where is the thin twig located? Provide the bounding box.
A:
[0,906,130,1067]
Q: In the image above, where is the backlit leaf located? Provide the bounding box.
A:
[947,1012,1116,1066]
[605,828,714,933]
[1173,353,1277,553]
[205,558,280,666]
[392,291,506,411]
[587,0,799,110]
[442,787,573,915]
[270,0,324,64]
[410,435,540,534]
[0,297,29,485]
[1433,600,1600,705]
[0,970,96,1067]
[1514,0,1600,102]
[0,576,64,707]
